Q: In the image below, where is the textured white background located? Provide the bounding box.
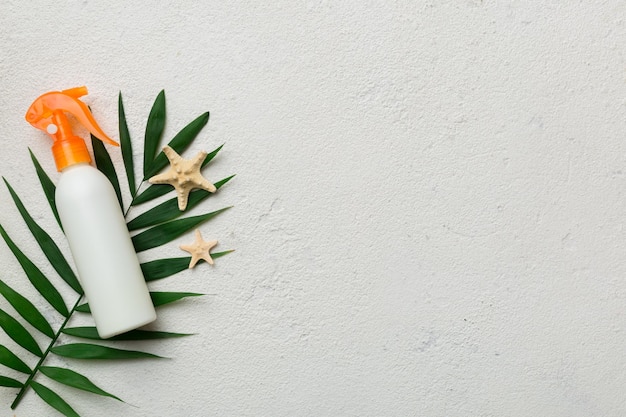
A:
[1,1,626,416]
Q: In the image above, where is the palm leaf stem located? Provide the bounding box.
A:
[120,181,158,219]
[11,296,83,410]
[124,180,148,217]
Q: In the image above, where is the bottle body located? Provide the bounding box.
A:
[56,163,156,338]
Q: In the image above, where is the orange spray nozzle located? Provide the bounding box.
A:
[25,87,119,171]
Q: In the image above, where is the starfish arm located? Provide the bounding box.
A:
[162,146,181,164]
[176,187,192,210]
[200,253,215,265]
[190,151,207,169]
[148,170,176,185]
[180,244,194,253]
[188,254,201,269]
[201,240,218,251]
[194,177,217,193]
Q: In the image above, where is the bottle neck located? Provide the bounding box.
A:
[52,136,92,172]
[59,161,90,173]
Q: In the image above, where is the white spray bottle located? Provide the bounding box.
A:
[25,87,156,338]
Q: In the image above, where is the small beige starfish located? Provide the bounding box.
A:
[180,229,218,268]
[148,146,216,210]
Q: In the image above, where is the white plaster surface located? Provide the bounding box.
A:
[1,1,626,416]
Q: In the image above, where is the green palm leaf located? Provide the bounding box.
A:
[51,343,162,360]
[132,207,231,252]
[130,183,169,206]
[144,112,210,179]
[62,327,192,340]
[0,308,42,357]
[150,291,204,306]
[141,257,190,281]
[91,135,123,210]
[39,366,122,401]
[76,291,203,313]
[131,143,224,206]
[29,149,62,231]
[118,93,136,197]
[0,224,69,317]
[143,90,166,177]
[31,381,80,417]
[201,143,223,167]
[141,251,233,282]
[3,179,82,294]
[0,345,31,373]
[0,376,22,388]
[127,175,234,230]
[74,303,89,313]
[0,279,54,338]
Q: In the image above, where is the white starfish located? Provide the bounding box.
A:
[180,229,218,268]
[148,146,216,210]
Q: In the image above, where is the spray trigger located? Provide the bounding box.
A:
[25,87,118,171]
